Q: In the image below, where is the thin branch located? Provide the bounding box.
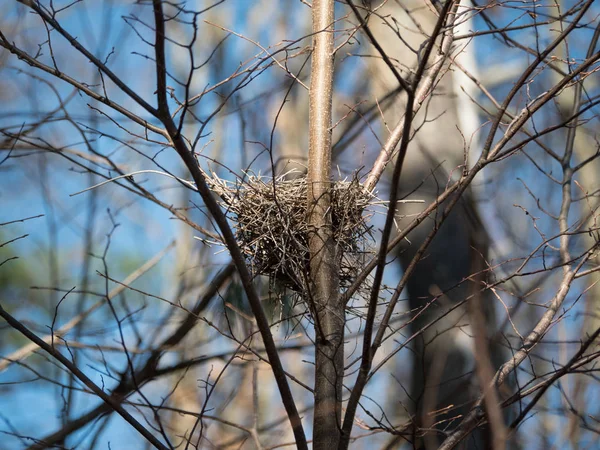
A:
[150,2,308,447]
[0,241,175,373]
[0,304,172,450]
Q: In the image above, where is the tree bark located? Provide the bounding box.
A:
[307,1,343,448]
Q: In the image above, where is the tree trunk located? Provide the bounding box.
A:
[307,1,344,448]
[366,2,505,448]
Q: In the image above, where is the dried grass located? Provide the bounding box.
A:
[207,170,374,294]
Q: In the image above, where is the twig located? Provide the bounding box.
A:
[0,241,175,373]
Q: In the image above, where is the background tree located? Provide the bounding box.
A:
[0,1,599,449]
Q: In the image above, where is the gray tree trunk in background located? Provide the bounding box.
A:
[367,3,506,448]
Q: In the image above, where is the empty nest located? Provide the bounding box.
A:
[208,171,373,293]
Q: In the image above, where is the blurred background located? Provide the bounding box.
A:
[1,0,599,448]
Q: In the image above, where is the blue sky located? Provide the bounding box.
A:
[1,1,599,448]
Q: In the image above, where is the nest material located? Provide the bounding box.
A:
[208,171,373,293]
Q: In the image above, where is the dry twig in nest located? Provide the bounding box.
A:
[207,171,374,295]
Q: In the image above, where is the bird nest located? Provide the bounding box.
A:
[207,171,374,294]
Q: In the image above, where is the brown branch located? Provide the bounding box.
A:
[0,242,175,373]
[153,0,169,114]
[150,3,307,448]
[467,251,507,450]
[438,262,585,450]
[507,326,600,431]
[0,31,167,138]
[0,304,172,450]
[346,0,411,94]
[339,4,460,446]
[438,25,599,440]
[363,0,461,191]
[17,0,159,116]
[24,263,236,449]
[480,0,595,159]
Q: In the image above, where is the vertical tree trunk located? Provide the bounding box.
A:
[307,1,344,448]
[363,2,503,448]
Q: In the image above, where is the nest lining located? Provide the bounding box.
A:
[208,172,373,293]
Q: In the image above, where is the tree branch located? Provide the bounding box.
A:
[0,304,172,450]
[150,3,307,448]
